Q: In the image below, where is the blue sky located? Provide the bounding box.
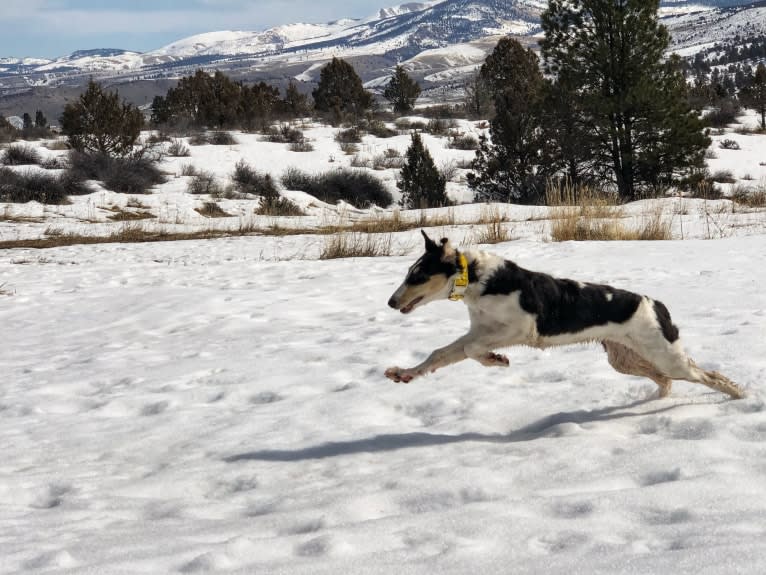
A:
[0,0,389,59]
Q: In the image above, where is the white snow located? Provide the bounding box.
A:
[1,119,766,574]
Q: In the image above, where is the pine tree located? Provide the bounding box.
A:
[34,110,48,129]
[60,80,144,157]
[383,65,421,114]
[239,81,280,130]
[463,72,493,119]
[741,63,766,130]
[467,38,552,204]
[312,57,373,124]
[540,0,710,200]
[22,113,33,130]
[283,80,309,119]
[398,132,448,209]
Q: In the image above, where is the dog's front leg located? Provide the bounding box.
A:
[385,335,472,383]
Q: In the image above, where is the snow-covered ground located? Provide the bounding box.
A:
[1,115,766,573]
[2,232,765,574]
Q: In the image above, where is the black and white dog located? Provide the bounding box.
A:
[385,231,744,399]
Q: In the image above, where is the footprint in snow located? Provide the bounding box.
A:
[641,467,683,486]
[294,535,331,557]
[250,391,283,405]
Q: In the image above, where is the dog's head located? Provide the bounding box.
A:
[388,230,459,314]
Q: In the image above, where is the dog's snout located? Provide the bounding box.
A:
[388,296,398,309]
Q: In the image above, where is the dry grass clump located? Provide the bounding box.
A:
[319,232,395,259]
[105,206,156,221]
[1,144,42,165]
[372,148,404,170]
[196,201,232,218]
[730,185,766,208]
[188,171,222,195]
[471,206,514,244]
[167,139,191,157]
[546,180,670,241]
[551,207,671,241]
[44,139,70,151]
[256,195,305,216]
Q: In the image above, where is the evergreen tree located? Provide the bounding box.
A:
[22,113,33,130]
[312,57,373,124]
[741,62,766,130]
[463,72,493,119]
[60,80,144,157]
[467,38,552,204]
[398,132,448,209]
[541,0,710,200]
[282,80,310,119]
[150,95,171,126]
[545,74,597,186]
[34,110,48,129]
[239,81,280,130]
[383,65,421,114]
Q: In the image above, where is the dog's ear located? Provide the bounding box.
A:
[421,230,439,253]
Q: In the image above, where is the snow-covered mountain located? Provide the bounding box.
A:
[0,0,764,100]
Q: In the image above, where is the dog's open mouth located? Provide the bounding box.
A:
[400,296,423,314]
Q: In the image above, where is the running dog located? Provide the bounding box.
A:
[385,231,744,399]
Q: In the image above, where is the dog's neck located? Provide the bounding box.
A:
[448,251,470,301]
[450,249,503,296]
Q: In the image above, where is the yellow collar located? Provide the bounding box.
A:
[448,253,469,301]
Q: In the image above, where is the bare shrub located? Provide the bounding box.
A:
[710,169,736,184]
[264,124,304,144]
[44,139,70,151]
[339,142,359,155]
[1,144,41,166]
[40,156,64,170]
[731,185,766,208]
[180,163,197,176]
[167,139,190,157]
[68,151,165,195]
[256,195,305,216]
[105,206,156,221]
[349,153,371,167]
[719,139,741,150]
[0,167,89,203]
[288,139,314,152]
[196,201,232,218]
[447,133,479,150]
[208,131,238,145]
[334,127,363,144]
[373,148,404,170]
[188,133,208,146]
[232,159,278,196]
[367,120,397,138]
[281,167,392,208]
[188,171,222,195]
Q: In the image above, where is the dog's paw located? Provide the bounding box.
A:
[385,367,416,383]
[481,352,510,367]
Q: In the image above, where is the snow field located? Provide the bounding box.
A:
[1,232,765,574]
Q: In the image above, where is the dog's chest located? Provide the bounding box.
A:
[466,290,537,335]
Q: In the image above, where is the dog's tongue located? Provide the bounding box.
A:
[400,297,422,314]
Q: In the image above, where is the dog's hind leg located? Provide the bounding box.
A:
[603,340,673,397]
[613,338,745,399]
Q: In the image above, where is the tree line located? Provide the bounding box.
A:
[14,0,766,209]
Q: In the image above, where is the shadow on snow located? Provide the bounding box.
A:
[223,398,713,463]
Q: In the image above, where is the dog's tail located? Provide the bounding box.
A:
[689,360,746,399]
